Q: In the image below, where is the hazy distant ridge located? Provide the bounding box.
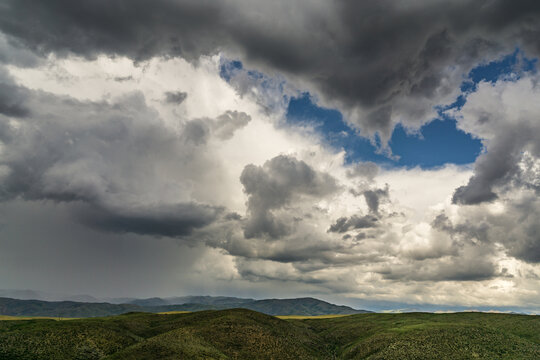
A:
[0,296,369,317]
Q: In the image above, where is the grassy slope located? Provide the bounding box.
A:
[107,310,320,360]
[277,314,350,319]
[1,310,539,359]
[0,310,321,360]
[291,312,540,359]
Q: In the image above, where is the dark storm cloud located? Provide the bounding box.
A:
[507,228,540,263]
[0,33,42,67]
[345,162,379,180]
[516,153,540,194]
[363,186,389,214]
[490,197,540,263]
[0,74,229,237]
[328,215,378,233]
[0,89,161,202]
[431,213,490,246]
[453,130,522,205]
[434,191,540,264]
[212,111,251,140]
[78,202,222,238]
[1,0,540,140]
[0,85,28,117]
[181,118,211,146]
[452,82,540,205]
[380,258,497,282]
[164,91,188,105]
[0,0,224,62]
[179,110,251,145]
[240,155,338,238]
[199,209,388,272]
[431,213,455,234]
[0,74,30,118]
[113,75,134,82]
[378,238,499,282]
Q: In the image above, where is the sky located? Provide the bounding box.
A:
[0,0,539,312]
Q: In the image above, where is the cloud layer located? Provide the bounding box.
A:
[0,1,539,310]
[2,0,540,142]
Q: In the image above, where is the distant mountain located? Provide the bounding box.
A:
[0,296,369,318]
[171,295,255,306]
[63,294,101,303]
[128,297,170,307]
[103,297,138,304]
[241,297,367,316]
[124,296,369,316]
[0,297,141,317]
[129,295,254,307]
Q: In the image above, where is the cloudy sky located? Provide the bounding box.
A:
[0,0,539,312]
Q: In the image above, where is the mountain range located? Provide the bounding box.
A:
[0,296,370,318]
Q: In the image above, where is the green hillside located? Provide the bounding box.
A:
[297,312,540,359]
[0,310,320,360]
[1,309,539,359]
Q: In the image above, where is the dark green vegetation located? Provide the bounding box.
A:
[0,297,368,317]
[1,310,539,359]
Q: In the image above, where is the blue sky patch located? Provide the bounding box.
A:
[448,49,537,110]
[286,94,391,165]
[219,59,243,81]
[221,50,537,168]
[286,94,483,167]
[468,49,536,86]
[390,120,482,167]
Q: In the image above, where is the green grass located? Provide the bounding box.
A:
[276,314,350,320]
[156,311,191,315]
[0,310,539,359]
[290,312,540,359]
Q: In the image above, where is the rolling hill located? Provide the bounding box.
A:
[0,309,539,359]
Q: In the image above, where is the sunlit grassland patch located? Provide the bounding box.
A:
[277,314,352,319]
[157,311,191,315]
